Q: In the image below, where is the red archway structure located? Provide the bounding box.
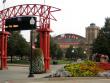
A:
[0,4,61,71]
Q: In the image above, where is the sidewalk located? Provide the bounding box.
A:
[0,64,110,83]
[8,64,64,78]
[0,64,64,83]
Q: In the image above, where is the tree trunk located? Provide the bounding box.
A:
[10,55,13,63]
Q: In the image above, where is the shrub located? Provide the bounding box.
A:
[64,60,103,77]
[97,62,110,70]
[31,48,45,74]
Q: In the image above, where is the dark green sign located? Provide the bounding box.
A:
[5,16,36,31]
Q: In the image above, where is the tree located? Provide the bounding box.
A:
[8,32,16,62]
[32,48,45,73]
[65,45,87,60]
[8,31,30,62]
[65,45,73,59]
[35,32,40,48]
[50,36,63,59]
[15,33,30,59]
[50,43,63,59]
[92,18,110,61]
[76,47,87,60]
[92,30,109,54]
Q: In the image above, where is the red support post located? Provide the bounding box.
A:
[0,32,9,69]
[43,32,47,71]
[4,35,8,68]
[1,34,4,69]
[38,24,51,72]
[47,32,50,70]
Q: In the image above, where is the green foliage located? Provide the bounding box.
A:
[65,45,87,60]
[65,45,73,59]
[8,31,30,62]
[31,48,45,73]
[56,47,63,59]
[8,59,29,64]
[33,48,43,57]
[92,18,110,57]
[64,60,103,77]
[76,47,87,59]
[35,33,40,48]
[50,36,63,59]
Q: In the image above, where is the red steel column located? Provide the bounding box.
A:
[1,17,8,69]
[0,38,1,69]
[47,32,50,70]
[0,30,9,69]
[1,18,5,69]
[0,33,8,70]
[4,34,8,68]
[39,31,49,71]
[1,34,5,69]
[43,32,48,71]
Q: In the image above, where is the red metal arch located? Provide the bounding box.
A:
[0,4,61,71]
[0,4,61,31]
[0,4,60,19]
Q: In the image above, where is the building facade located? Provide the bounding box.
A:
[86,23,100,45]
[53,33,86,49]
[85,23,100,57]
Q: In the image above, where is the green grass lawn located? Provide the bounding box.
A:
[7,60,29,64]
[51,59,74,64]
[8,59,74,65]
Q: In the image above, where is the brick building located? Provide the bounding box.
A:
[53,33,86,49]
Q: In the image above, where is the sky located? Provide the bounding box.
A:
[0,0,110,41]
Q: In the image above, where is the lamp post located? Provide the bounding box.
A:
[28,17,35,77]
[83,51,87,60]
[84,51,86,54]
[72,49,74,60]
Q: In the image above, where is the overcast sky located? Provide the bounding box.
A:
[0,0,110,41]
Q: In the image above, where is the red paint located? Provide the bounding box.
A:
[0,4,61,71]
[0,32,9,69]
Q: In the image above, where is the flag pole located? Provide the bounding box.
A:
[3,2,5,10]
[44,0,45,4]
[3,0,6,10]
[2,0,6,19]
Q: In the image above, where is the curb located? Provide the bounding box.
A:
[35,76,110,81]
[8,64,29,67]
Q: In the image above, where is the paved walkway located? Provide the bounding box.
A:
[0,64,110,83]
[0,64,64,83]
